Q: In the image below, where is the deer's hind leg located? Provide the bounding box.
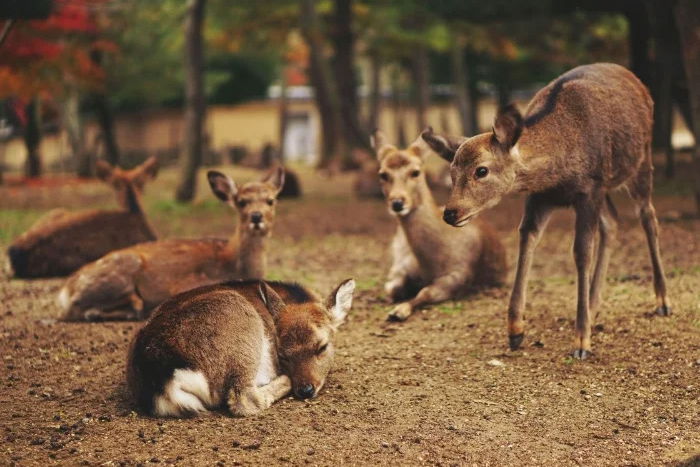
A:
[589,195,619,316]
[627,163,671,316]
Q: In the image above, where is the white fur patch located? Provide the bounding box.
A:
[154,369,212,417]
[254,336,276,387]
[56,287,71,311]
[331,280,355,325]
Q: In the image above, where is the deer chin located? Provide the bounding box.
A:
[248,222,269,235]
[454,212,477,227]
[388,206,412,218]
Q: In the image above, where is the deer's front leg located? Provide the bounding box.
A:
[228,375,291,417]
[387,273,462,321]
[572,194,602,359]
[507,195,554,350]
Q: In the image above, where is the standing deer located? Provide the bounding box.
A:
[422,63,671,358]
[126,278,355,417]
[372,130,507,321]
[7,157,159,278]
[58,167,285,322]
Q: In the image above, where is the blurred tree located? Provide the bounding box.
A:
[674,0,700,216]
[176,0,207,202]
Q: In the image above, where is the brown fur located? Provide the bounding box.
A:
[58,168,285,322]
[371,130,507,321]
[126,278,355,417]
[422,63,670,358]
[7,157,159,278]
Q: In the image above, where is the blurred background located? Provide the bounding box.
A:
[0,0,698,210]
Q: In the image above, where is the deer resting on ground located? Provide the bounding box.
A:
[58,167,284,321]
[372,131,507,321]
[126,278,355,417]
[7,158,159,278]
[422,63,671,358]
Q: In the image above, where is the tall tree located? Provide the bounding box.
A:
[674,0,700,216]
[451,35,475,135]
[176,0,207,202]
[24,99,42,178]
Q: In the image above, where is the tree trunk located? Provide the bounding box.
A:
[367,50,381,132]
[650,3,676,178]
[412,44,430,132]
[467,56,479,133]
[391,68,407,148]
[176,0,206,202]
[278,71,289,162]
[451,37,475,136]
[89,50,120,165]
[625,4,652,87]
[330,0,369,155]
[674,0,700,215]
[63,86,90,177]
[24,99,42,178]
[300,0,343,168]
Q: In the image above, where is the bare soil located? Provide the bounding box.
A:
[1,165,699,466]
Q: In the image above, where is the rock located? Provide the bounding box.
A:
[487,359,505,367]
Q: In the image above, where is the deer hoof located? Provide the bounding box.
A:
[508,333,524,351]
[571,349,592,360]
[83,309,103,322]
[654,305,671,317]
[387,303,412,322]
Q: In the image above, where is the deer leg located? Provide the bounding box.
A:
[572,194,603,359]
[227,375,291,417]
[387,272,462,321]
[507,195,555,350]
[589,196,618,316]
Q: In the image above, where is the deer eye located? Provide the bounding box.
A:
[316,343,328,355]
[475,167,489,178]
[267,199,274,206]
[379,172,389,182]
[410,170,421,178]
[237,199,248,208]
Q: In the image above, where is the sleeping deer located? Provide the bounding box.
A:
[372,130,507,321]
[58,167,285,322]
[126,278,355,417]
[7,157,159,278]
[422,63,671,359]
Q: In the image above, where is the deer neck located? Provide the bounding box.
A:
[227,225,268,279]
[120,184,157,239]
[510,131,566,193]
[397,181,444,254]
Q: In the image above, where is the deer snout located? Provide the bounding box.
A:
[390,198,405,213]
[295,383,315,399]
[250,212,263,224]
[443,208,458,225]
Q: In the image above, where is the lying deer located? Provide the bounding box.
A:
[58,167,285,321]
[371,130,507,321]
[422,63,671,358]
[126,278,355,417]
[7,158,159,278]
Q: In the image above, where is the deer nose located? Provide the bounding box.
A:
[251,212,263,224]
[296,384,315,399]
[391,199,404,213]
[443,209,458,225]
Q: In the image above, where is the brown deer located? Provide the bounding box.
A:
[422,63,671,359]
[7,157,159,278]
[58,167,285,322]
[371,130,507,321]
[126,278,355,417]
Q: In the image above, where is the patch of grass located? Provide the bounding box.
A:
[354,277,379,291]
[0,209,46,244]
[437,302,463,315]
[562,356,575,365]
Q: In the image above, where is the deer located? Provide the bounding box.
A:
[422,63,671,359]
[7,157,159,278]
[126,278,355,417]
[58,167,285,322]
[371,130,507,322]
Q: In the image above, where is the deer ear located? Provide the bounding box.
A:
[421,127,463,163]
[207,170,238,203]
[325,278,355,327]
[258,281,286,320]
[370,129,396,162]
[492,104,523,148]
[262,166,285,195]
[95,160,114,181]
[135,156,159,181]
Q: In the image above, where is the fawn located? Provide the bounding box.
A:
[126,278,355,417]
[7,158,159,278]
[58,167,285,321]
[371,130,507,321]
[422,63,671,358]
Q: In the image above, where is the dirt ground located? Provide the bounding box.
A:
[1,164,699,466]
